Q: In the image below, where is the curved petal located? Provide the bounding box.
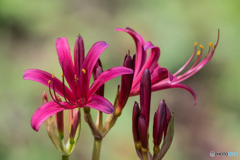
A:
[23,69,75,102]
[125,27,146,45]
[82,41,108,90]
[86,95,114,114]
[152,83,197,105]
[144,41,155,51]
[56,37,76,92]
[132,46,160,89]
[31,101,74,131]
[74,35,85,77]
[88,66,133,98]
[151,68,170,85]
[116,28,145,78]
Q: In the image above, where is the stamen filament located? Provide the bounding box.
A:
[61,62,74,106]
[50,79,69,109]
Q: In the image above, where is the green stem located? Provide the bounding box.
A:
[62,155,69,160]
[92,111,103,160]
[142,152,148,160]
[92,138,102,160]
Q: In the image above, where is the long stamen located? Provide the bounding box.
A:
[48,77,69,109]
[173,42,197,76]
[190,46,203,70]
[81,69,86,107]
[48,80,58,104]
[74,74,81,108]
[61,62,74,106]
[62,73,74,106]
[52,74,62,105]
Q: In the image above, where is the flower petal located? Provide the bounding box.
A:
[88,66,133,98]
[115,28,145,79]
[82,41,108,90]
[74,35,85,77]
[152,83,197,105]
[31,101,73,131]
[56,37,76,92]
[131,46,160,89]
[23,69,75,101]
[86,95,114,114]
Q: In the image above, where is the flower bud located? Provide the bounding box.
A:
[153,100,168,146]
[138,116,148,149]
[117,54,134,112]
[55,96,64,139]
[42,91,48,104]
[140,68,151,129]
[93,59,104,96]
[70,110,81,143]
[132,102,140,143]
[93,59,103,80]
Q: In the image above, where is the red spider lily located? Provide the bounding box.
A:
[23,36,133,131]
[116,27,219,104]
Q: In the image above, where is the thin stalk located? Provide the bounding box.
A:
[62,155,69,160]
[92,138,102,160]
[92,111,103,160]
[142,152,148,160]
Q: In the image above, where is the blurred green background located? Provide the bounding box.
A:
[0,0,239,160]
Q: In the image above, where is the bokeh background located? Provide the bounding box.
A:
[0,0,239,160]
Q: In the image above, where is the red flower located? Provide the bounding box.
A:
[23,36,133,131]
[116,27,219,104]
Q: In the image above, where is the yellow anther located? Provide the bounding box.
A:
[194,42,197,46]
[197,51,201,56]
[75,74,78,80]
[209,42,213,47]
[199,45,203,49]
[48,80,51,84]
[52,73,55,78]
[82,69,86,74]
[61,73,63,77]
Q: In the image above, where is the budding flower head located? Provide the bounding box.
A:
[93,60,105,97]
[132,102,141,143]
[42,91,48,104]
[140,68,151,129]
[138,116,148,149]
[153,100,170,146]
[70,110,81,143]
[152,100,174,160]
[116,54,134,112]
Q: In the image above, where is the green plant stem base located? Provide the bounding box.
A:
[62,155,69,160]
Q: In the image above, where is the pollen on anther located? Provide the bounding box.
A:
[194,42,197,46]
[199,45,203,49]
[48,80,51,84]
[82,69,86,74]
[52,74,55,78]
[197,51,201,56]
[209,42,213,47]
[61,73,63,77]
[75,74,78,80]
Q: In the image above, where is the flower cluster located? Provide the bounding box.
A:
[132,69,174,160]
[23,27,219,160]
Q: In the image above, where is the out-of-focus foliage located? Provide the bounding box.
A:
[0,0,239,160]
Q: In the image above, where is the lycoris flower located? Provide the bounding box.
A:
[23,36,133,131]
[116,27,219,104]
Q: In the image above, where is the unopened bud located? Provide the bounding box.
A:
[153,100,168,146]
[70,110,80,143]
[42,91,48,104]
[117,54,134,111]
[140,68,151,129]
[132,102,140,142]
[138,116,148,149]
